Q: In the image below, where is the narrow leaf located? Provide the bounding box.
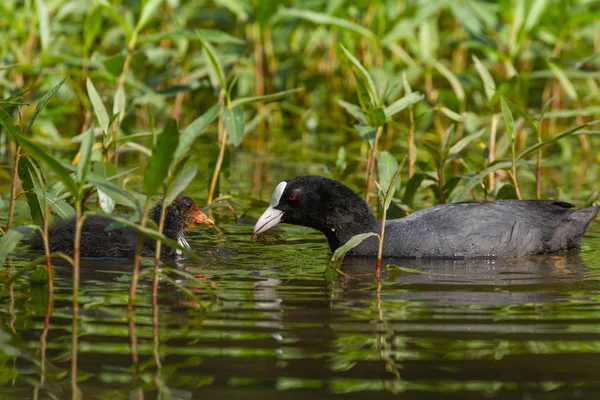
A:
[76,127,94,184]
[517,122,591,161]
[229,88,302,108]
[340,44,379,107]
[174,102,221,160]
[87,78,109,131]
[19,136,79,196]
[330,232,379,265]
[144,119,180,196]
[223,106,245,147]
[135,0,164,33]
[384,92,424,119]
[500,97,515,142]
[449,160,513,202]
[198,36,226,90]
[472,55,496,101]
[271,8,376,40]
[548,62,578,101]
[35,0,50,51]
[25,76,69,134]
[165,163,198,205]
[31,188,76,218]
[18,155,47,225]
[0,230,24,267]
[338,100,367,122]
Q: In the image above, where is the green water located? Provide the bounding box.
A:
[1,221,600,399]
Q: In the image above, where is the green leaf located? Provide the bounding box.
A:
[548,62,578,101]
[383,157,405,212]
[472,55,496,102]
[0,230,25,267]
[517,122,592,161]
[433,60,465,101]
[448,128,485,156]
[524,0,549,31]
[25,76,69,134]
[340,44,379,107]
[386,264,423,274]
[338,100,367,122]
[229,88,302,108]
[174,103,221,161]
[30,188,75,218]
[330,232,379,265]
[87,78,109,132]
[135,0,164,34]
[223,106,245,147]
[165,163,198,205]
[19,136,79,196]
[113,86,126,125]
[271,8,376,40]
[354,124,376,143]
[18,155,47,225]
[84,5,104,52]
[82,170,140,212]
[439,106,464,122]
[376,151,399,196]
[214,0,248,21]
[371,107,386,127]
[98,188,116,214]
[418,18,438,62]
[35,0,50,52]
[384,92,424,119]
[0,108,22,144]
[500,97,515,142]
[198,36,226,90]
[144,119,180,196]
[449,160,513,202]
[441,124,455,162]
[141,29,245,45]
[98,0,133,39]
[76,127,94,184]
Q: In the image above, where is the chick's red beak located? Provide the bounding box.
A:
[191,204,214,225]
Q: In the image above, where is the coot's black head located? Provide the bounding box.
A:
[152,195,213,240]
[254,176,377,250]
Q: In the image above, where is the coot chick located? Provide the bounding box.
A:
[30,195,214,258]
[254,176,599,258]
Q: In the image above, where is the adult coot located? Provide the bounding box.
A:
[254,176,599,258]
[30,195,213,258]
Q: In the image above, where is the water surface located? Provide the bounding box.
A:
[1,224,600,399]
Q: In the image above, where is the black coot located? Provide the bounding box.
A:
[254,176,599,258]
[30,195,213,258]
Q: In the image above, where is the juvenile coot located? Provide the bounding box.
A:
[30,195,213,258]
[254,176,599,258]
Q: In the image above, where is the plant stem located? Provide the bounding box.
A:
[488,114,499,193]
[407,107,415,179]
[42,210,53,294]
[365,126,383,204]
[129,199,153,309]
[207,101,226,205]
[6,145,21,231]
[72,202,84,311]
[71,306,81,400]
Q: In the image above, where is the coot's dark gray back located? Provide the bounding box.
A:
[354,200,598,258]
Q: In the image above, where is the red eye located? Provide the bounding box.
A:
[288,194,297,201]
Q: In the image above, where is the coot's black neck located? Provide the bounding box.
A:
[317,195,379,252]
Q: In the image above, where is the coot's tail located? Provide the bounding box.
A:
[547,204,599,251]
